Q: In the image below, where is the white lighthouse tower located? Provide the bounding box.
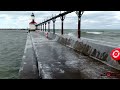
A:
[29,13,37,31]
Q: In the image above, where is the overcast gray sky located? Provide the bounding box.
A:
[0,11,120,29]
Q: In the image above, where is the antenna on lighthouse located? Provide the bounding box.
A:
[31,13,35,20]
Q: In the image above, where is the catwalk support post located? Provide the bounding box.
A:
[48,21,50,32]
[60,12,65,35]
[75,11,84,39]
[52,19,56,34]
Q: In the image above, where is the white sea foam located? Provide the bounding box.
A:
[86,31,103,34]
[64,32,76,37]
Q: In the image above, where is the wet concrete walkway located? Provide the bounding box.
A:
[29,31,120,79]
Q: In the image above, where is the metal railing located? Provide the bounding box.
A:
[36,11,84,38]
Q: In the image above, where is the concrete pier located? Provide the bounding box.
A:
[19,33,39,79]
[19,30,120,79]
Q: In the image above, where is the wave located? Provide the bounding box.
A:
[86,31,103,35]
[65,31,103,36]
[65,32,103,37]
[66,32,76,37]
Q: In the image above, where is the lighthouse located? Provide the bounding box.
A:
[29,13,37,31]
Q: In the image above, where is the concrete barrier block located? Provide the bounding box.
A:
[52,33,120,70]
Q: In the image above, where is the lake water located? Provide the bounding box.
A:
[0,30,27,79]
[55,29,120,45]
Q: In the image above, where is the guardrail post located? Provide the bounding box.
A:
[41,24,42,31]
[60,14,65,35]
[48,21,50,32]
[43,23,44,31]
[75,11,84,39]
[45,23,46,32]
[52,19,56,34]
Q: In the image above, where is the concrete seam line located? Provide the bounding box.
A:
[29,33,40,79]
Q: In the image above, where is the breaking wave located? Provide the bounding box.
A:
[67,32,76,37]
[86,31,103,34]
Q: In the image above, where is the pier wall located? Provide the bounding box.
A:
[47,32,120,70]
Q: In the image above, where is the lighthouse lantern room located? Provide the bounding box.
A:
[29,13,37,31]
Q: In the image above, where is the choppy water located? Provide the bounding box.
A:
[55,29,120,45]
[0,30,27,79]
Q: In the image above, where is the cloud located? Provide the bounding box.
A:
[0,14,13,20]
[0,11,120,29]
